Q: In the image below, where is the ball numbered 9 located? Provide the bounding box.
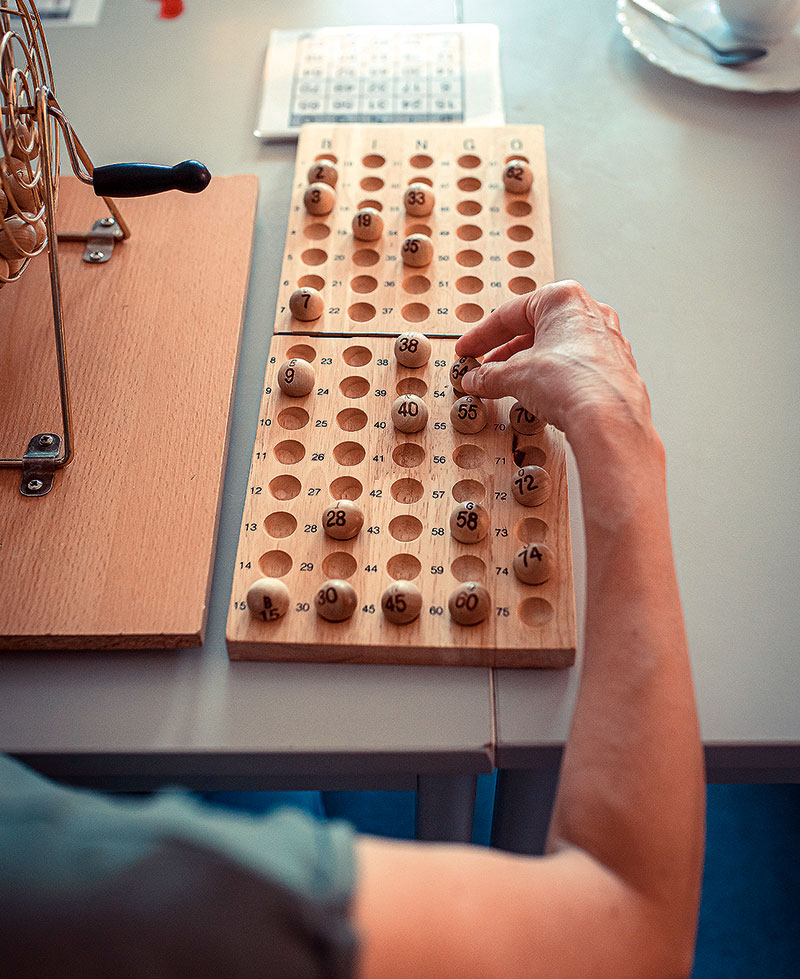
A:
[277,358,315,397]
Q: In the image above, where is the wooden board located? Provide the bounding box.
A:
[0,174,258,649]
[226,125,575,668]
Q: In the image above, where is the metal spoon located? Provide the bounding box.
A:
[628,0,768,66]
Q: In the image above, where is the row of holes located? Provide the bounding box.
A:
[318,153,530,170]
[300,247,535,268]
[296,273,537,297]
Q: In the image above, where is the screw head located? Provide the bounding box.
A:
[99,217,116,227]
[37,434,54,448]
[88,250,105,262]
[27,479,44,492]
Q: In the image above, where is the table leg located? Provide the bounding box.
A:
[491,766,560,854]
[415,773,478,842]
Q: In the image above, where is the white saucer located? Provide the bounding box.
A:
[616,0,800,92]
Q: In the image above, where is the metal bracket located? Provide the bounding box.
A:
[20,433,63,497]
[57,217,123,264]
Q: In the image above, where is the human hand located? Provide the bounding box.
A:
[455,281,652,445]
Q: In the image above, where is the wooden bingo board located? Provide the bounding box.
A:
[226,124,575,668]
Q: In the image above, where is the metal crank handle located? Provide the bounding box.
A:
[91,160,211,198]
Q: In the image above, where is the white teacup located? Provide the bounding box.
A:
[717,0,800,41]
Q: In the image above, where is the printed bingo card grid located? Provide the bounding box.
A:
[255,24,503,140]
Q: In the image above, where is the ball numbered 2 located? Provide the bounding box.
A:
[352,207,383,241]
[450,356,480,393]
[315,579,358,622]
[381,580,423,625]
[289,287,324,322]
[394,332,431,369]
[391,394,428,433]
[503,159,533,194]
[246,577,290,622]
[512,465,552,507]
[448,582,491,626]
[307,159,338,187]
[322,500,364,541]
[450,395,487,434]
[449,501,489,544]
[277,358,315,397]
[513,542,554,585]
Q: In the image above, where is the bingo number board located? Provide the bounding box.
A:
[226,124,576,668]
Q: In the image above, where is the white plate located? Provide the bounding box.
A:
[616,0,800,92]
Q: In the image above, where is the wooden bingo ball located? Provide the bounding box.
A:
[450,395,487,434]
[315,579,357,622]
[246,577,290,622]
[394,332,431,369]
[1,158,37,212]
[403,182,434,216]
[289,286,324,321]
[401,233,433,267]
[448,582,491,626]
[303,181,335,216]
[0,213,45,260]
[0,256,10,284]
[503,159,533,194]
[307,158,338,187]
[450,356,480,393]
[512,465,552,507]
[513,542,554,585]
[352,207,383,241]
[322,500,364,541]
[391,393,428,433]
[277,358,315,397]
[381,580,423,625]
[510,401,546,436]
[449,501,489,544]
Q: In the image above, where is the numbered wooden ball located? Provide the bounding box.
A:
[277,358,315,397]
[450,395,487,434]
[307,158,338,187]
[246,577,290,622]
[322,500,364,541]
[0,213,45,260]
[450,356,480,393]
[394,332,431,368]
[503,159,533,194]
[510,401,546,436]
[513,542,554,585]
[512,465,552,507]
[391,394,428,433]
[448,582,491,626]
[401,233,433,267]
[449,501,489,544]
[403,182,434,216]
[315,579,357,622]
[289,287,324,321]
[303,181,335,216]
[381,580,423,625]
[1,158,38,212]
[352,207,383,241]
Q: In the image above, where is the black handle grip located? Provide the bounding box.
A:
[92,160,211,198]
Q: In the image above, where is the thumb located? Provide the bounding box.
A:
[462,359,525,401]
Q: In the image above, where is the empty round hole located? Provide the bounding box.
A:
[342,345,371,366]
[387,554,422,580]
[405,222,432,237]
[451,555,486,582]
[333,441,366,466]
[512,444,546,468]
[304,224,330,239]
[509,276,536,295]
[456,303,484,322]
[274,440,305,464]
[410,154,433,168]
[401,303,430,322]
[453,444,486,469]
[362,154,385,168]
[259,550,293,577]
[298,274,325,290]
[389,515,423,541]
[340,376,370,398]
[507,225,533,241]
[457,225,483,241]
[457,200,482,216]
[336,407,368,431]
[330,476,362,500]
[350,275,377,293]
[316,153,338,163]
[516,517,549,543]
[301,248,327,265]
[396,377,428,397]
[458,154,481,169]
[402,274,431,294]
[264,511,297,538]
[505,153,529,163]
[353,248,379,267]
[360,176,384,191]
[322,551,358,579]
[456,276,483,294]
[286,343,316,362]
[452,479,485,503]
[348,302,376,322]
[456,250,482,267]
[506,200,532,217]
[277,407,309,430]
[393,442,425,468]
[508,250,535,268]
[357,198,382,211]
[391,477,424,503]
[269,474,302,500]
[457,177,481,192]
[518,596,555,627]
[408,175,433,187]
